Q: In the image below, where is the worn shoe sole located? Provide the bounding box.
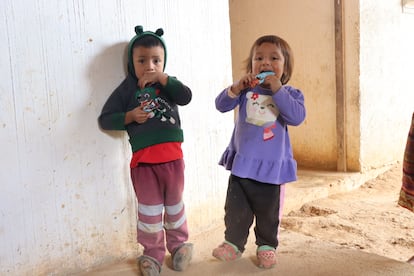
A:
[212,242,242,261]
[172,243,194,271]
[257,249,276,269]
[137,255,161,276]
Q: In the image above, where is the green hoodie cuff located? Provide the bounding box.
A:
[164,76,183,93]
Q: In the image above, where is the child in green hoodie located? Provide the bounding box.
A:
[98,25,193,276]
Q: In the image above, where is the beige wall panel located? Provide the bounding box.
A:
[344,0,361,171]
[230,0,338,169]
[230,0,414,172]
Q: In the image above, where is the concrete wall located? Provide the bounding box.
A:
[0,0,232,275]
[359,0,414,171]
[229,0,414,171]
[343,0,362,171]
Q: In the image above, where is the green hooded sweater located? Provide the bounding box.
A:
[98,26,192,153]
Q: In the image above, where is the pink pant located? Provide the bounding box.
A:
[131,159,189,265]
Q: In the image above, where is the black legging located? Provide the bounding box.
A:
[224,174,282,252]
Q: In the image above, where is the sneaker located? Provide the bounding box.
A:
[137,255,161,276]
[212,241,242,261]
[256,245,276,269]
[172,243,193,271]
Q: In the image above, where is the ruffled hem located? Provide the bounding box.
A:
[219,149,297,184]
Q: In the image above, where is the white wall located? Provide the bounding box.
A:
[0,0,233,275]
[359,0,414,170]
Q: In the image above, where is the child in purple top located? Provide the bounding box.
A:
[213,34,306,269]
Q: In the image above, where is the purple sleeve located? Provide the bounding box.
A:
[273,86,306,126]
[215,88,240,113]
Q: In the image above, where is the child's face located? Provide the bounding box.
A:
[251,42,285,80]
[132,45,165,79]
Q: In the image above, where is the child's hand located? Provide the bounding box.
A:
[230,73,256,96]
[249,71,282,93]
[138,72,168,89]
[125,106,150,124]
[261,74,282,94]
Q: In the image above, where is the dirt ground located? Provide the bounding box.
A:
[83,163,414,275]
[282,162,414,263]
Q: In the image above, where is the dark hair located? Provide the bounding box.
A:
[245,35,293,84]
[132,35,164,50]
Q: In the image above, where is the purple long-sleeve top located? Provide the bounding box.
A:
[215,85,306,185]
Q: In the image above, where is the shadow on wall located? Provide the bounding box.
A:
[88,41,129,138]
[61,41,140,267]
[81,41,132,177]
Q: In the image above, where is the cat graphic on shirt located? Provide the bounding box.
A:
[245,91,279,140]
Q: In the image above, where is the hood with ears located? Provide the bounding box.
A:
[127,25,167,78]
